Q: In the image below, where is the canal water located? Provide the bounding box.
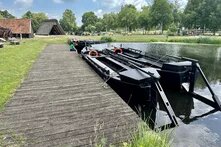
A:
[93,42,221,147]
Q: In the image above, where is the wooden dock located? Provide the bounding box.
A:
[0,45,140,146]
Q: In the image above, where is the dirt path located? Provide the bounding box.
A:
[0,44,139,146]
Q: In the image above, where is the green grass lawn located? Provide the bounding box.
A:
[0,36,68,110]
[73,34,221,44]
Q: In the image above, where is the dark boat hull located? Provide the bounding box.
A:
[82,51,158,113]
[103,48,195,90]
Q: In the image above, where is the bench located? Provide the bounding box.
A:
[10,40,20,45]
[0,43,3,48]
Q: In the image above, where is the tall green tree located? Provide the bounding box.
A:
[150,0,173,33]
[183,0,221,34]
[118,4,138,32]
[95,21,104,32]
[32,13,48,33]
[22,11,33,19]
[22,11,48,32]
[138,6,151,34]
[183,0,202,29]
[82,12,98,31]
[85,24,96,33]
[0,10,15,18]
[102,13,118,32]
[0,14,3,19]
[60,9,77,33]
[199,0,221,34]
[170,1,182,27]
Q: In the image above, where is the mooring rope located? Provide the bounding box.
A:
[148,54,169,67]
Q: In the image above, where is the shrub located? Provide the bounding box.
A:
[167,24,177,36]
[67,38,73,45]
[123,122,171,147]
[100,36,113,42]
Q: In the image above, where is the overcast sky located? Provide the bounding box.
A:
[0,0,188,26]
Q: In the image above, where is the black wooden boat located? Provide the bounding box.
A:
[103,47,221,111]
[74,41,221,128]
[69,39,105,53]
[81,48,178,128]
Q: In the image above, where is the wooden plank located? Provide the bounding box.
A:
[0,44,140,146]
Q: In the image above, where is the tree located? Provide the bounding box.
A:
[183,0,202,29]
[22,11,48,32]
[138,6,151,34]
[103,13,118,32]
[82,12,98,31]
[60,9,77,33]
[85,24,96,33]
[22,11,33,19]
[183,0,221,34]
[95,21,104,32]
[150,0,173,33]
[118,4,138,32]
[32,13,48,33]
[199,0,221,34]
[170,1,182,27]
[0,14,3,19]
[0,10,15,18]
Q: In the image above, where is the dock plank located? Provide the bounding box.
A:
[0,44,140,146]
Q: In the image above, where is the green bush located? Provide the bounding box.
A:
[167,24,177,36]
[100,36,113,42]
[167,36,221,44]
[67,38,73,45]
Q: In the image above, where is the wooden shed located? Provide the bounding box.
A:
[0,19,33,38]
[36,19,65,35]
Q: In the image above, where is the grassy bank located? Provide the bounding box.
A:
[0,36,67,110]
[73,35,221,45]
[124,123,170,147]
[96,122,171,147]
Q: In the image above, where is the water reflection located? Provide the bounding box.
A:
[217,47,221,61]
[107,43,221,85]
[171,124,220,147]
[93,42,221,146]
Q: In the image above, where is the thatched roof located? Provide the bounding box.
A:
[36,19,65,35]
[0,19,32,34]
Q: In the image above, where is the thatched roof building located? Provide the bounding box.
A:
[36,19,65,35]
[0,19,33,38]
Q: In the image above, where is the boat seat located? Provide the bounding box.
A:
[119,67,161,85]
[106,57,131,70]
[162,61,192,72]
[122,52,141,58]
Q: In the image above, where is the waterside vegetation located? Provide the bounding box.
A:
[75,35,221,45]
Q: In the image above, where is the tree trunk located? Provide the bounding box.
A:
[213,30,216,36]
[161,23,163,34]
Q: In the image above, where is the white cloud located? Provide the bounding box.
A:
[94,9,104,18]
[47,13,61,19]
[53,0,64,3]
[94,0,148,11]
[123,0,148,10]
[92,0,97,2]
[53,0,77,4]
[14,0,33,8]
